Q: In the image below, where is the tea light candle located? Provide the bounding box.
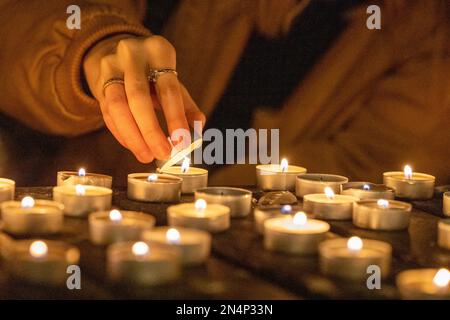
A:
[264,212,330,255]
[353,199,412,231]
[342,182,395,200]
[53,184,112,217]
[142,227,211,265]
[254,204,301,234]
[89,209,156,245]
[383,165,435,200]
[303,187,358,220]
[1,196,64,235]
[0,178,15,203]
[127,173,182,202]
[57,168,112,188]
[296,173,348,198]
[4,240,80,285]
[438,219,450,250]
[397,268,450,299]
[160,158,208,194]
[107,241,180,286]
[319,236,392,281]
[256,159,307,191]
[443,192,450,216]
[167,199,230,233]
[194,187,252,218]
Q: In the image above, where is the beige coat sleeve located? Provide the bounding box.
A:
[0,0,150,136]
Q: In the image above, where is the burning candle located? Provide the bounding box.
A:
[89,209,156,245]
[342,182,395,200]
[127,173,182,202]
[397,268,450,299]
[53,184,112,217]
[256,158,307,191]
[383,165,435,200]
[107,241,181,286]
[57,168,112,188]
[160,157,208,194]
[167,199,230,233]
[0,178,15,203]
[303,187,358,220]
[1,196,64,235]
[438,219,450,250]
[143,227,211,265]
[443,192,450,216]
[319,236,392,281]
[254,204,302,234]
[4,239,80,285]
[296,173,348,198]
[194,187,252,218]
[264,211,330,255]
[352,199,412,231]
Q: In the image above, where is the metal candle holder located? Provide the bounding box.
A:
[296,174,348,198]
[127,173,182,203]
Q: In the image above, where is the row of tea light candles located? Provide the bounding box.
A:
[0,159,448,298]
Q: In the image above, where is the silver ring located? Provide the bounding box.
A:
[102,77,124,95]
[148,68,178,83]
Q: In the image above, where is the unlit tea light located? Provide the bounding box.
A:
[1,196,64,235]
[396,268,450,299]
[57,168,112,188]
[303,187,358,220]
[194,187,252,218]
[0,178,15,203]
[256,159,307,191]
[384,165,435,200]
[160,158,208,194]
[342,182,395,200]
[296,173,348,198]
[127,173,181,202]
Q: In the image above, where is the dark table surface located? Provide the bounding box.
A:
[0,186,449,300]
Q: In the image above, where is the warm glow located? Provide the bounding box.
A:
[132,241,149,256]
[377,199,390,209]
[324,187,335,199]
[29,241,48,258]
[75,184,86,196]
[433,268,450,288]
[280,158,288,172]
[404,165,413,179]
[347,236,363,251]
[293,211,307,226]
[195,199,207,212]
[166,228,181,244]
[181,157,190,173]
[147,174,158,182]
[78,168,86,177]
[363,184,371,191]
[109,209,122,222]
[281,205,292,214]
[21,196,35,208]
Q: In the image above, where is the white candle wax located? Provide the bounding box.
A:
[296,173,348,198]
[0,178,15,203]
[254,204,301,234]
[383,166,435,200]
[303,188,358,220]
[160,164,208,194]
[256,159,307,191]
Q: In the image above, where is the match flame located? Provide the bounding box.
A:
[363,184,371,191]
[324,187,335,199]
[433,268,450,288]
[293,211,307,226]
[181,157,190,173]
[78,168,86,177]
[21,196,35,208]
[109,209,122,222]
[377,199,390,209]
[132,241,149,256]
[75,184,86,196]
[281,205,292,214]
[404,165,413,179]
[280,158,288,172]
[29,241,48,258]
[147,174,158,182]
[195,199,207,212]
[347,236,363,251]
[166,228,181,244]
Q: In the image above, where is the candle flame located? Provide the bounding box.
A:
[404,165,413,179]
[147,174,158,182]
[324,187,335,199]
[195,199,207,212]
[281,205,292,214]
[433,268,450,288]
[75,184,86,196]
[21,196,35,208]
[181,157,190,173]
[363,184,371,191]
[78,168,86,177]
[347,236,363,251]
[132,241,149,256]
[377,199,390,209]
[29,241,48,258]
[293,211,307,226]
[166,228,181,244]
[109,209,122,222]
[280,158,288,172]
